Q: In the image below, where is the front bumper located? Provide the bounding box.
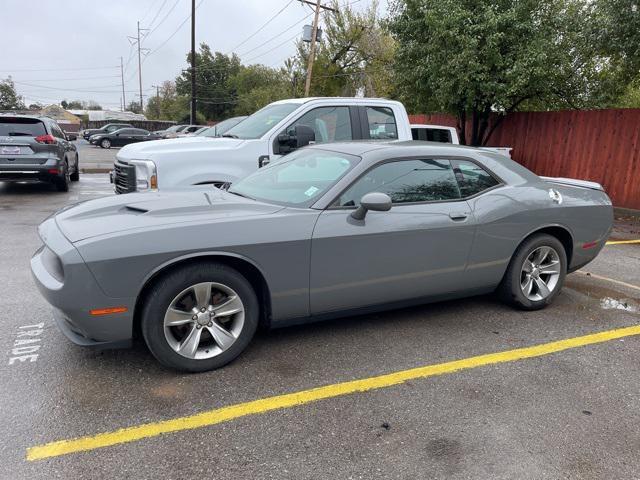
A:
[30,218,135,348]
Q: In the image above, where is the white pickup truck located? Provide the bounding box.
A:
[410,124,512,158]
[112,97,413,193]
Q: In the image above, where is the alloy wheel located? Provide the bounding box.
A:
[163,282,245,360]
[520,246,561,301]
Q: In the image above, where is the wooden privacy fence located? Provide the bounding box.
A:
[409,109,640,210]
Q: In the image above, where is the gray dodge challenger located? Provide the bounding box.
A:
[31,141,613,372]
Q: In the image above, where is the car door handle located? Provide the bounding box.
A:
[449,211,469,221]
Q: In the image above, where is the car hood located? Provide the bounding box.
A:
[117,135,246,160]
[54,189,283,243]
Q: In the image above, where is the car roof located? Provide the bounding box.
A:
[306,140,481,156]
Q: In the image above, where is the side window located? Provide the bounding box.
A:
[451,159,499,197]
[51,123,65,139]
[411,127,452,143]
[118,129,134,135]
[287,106,352,143]
[132,129,147,135]
[366,106,397,140]
[338,159,461,206]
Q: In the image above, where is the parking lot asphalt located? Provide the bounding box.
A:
[1,174,640,479]
[75,139,118,172]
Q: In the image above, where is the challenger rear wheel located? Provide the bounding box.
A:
[498,234,567,310]
[141,262,259,372]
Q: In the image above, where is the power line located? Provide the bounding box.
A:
[0,65,120,73]
[227,0,296,53]
[244,31,301,63]
[237,11,313,57]
[146,0,181,38]
[146,0,170,29]
[145,0,204,59]
[10,75,121,82]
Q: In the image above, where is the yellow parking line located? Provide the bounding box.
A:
[577,270,640,292]
[606,239,640,245]
[27,324,640,461]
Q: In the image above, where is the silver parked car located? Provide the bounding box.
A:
[31,141,613,372]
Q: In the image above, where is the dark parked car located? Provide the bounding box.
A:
[196,116,248,137]
[89,128,160,149]
[81,123,133,141]
[0,114,79,191]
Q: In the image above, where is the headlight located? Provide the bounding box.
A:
[130,159,158,191]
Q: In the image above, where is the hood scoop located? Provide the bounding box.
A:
[55,190,283,243]
[123,205,149,214]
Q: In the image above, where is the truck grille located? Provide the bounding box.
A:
[113,160,136,194]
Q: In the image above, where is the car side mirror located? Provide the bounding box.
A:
[350,192,392,220]
[66,133,77,141]
[115,133,120,136]
[277,125,315,154]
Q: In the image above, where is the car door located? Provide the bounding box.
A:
[113,129,133,146]
[270,105,357,162]
[310,158,477,314]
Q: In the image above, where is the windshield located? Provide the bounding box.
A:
[199,117,246,137]
[228,148,360,207]
[223,103,299,139]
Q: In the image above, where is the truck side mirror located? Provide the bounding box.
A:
[277,125,316,154]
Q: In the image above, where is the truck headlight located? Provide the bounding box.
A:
[130,159,158,191]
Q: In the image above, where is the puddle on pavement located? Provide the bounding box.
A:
[564,276,640,315]
[600,297,638,312]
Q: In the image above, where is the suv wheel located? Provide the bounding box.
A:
[100,138,111,149]
[70,154,80,181]
[55,163,70,192]
[141,262,259,372]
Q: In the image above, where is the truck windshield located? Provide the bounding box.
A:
[223,103,299,140]
[228,148,360,207]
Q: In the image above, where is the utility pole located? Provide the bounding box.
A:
[128,22,149,113]
[120,56,126,112]
[190,0,197,124]
[137,21,144,111]
[151,84,161,118]
[301,0,335,96]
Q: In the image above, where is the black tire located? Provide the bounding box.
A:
[141,262,259,372]
[100,138,111,149]
[55,162,70,192]
[497,233,567,310]
[70,154,80,181]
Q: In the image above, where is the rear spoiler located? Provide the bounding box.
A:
[540,176,604,191]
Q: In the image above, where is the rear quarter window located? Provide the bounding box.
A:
[411,127,452,143]
[0,118,47,137]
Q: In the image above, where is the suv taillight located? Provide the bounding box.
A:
[35,134,56,144]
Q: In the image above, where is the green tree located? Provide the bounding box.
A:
[176,44,242,121]
[0,77,25,110]
[292,0,395,97]
[230,64,290,115]
[127,101,142,114]
[388,0,608,145]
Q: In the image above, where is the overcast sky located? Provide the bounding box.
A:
[2,0,387,110]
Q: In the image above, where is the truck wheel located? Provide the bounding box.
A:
[498,234,567,310]
[100,138,111,149]
[55,163,70,192]
[70,154,80,181]
[141,262,259,372]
